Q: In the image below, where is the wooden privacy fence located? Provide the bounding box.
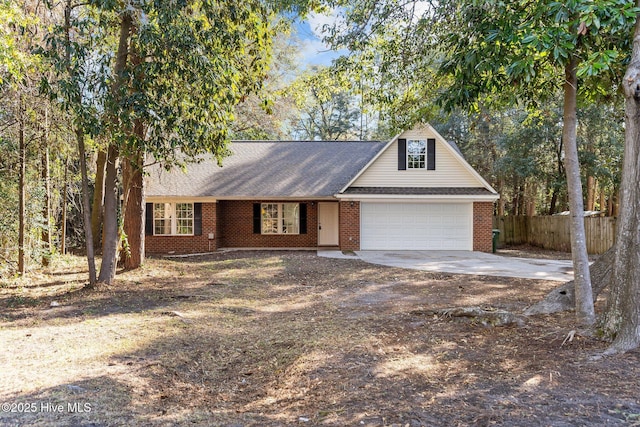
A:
[492,216,617,254]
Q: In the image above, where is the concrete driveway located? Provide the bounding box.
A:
[318,250,574,282]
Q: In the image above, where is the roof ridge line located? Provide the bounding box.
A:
[230,140,384,143]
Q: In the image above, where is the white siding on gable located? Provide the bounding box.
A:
[352,127,482,188]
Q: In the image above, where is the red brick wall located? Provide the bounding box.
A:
[473,201,494,252]
[339,201,360,251]
[218,200,318,248]
[145,200,493,253]
[146,202,218,254]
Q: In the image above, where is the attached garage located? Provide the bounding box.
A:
[360,202,473,250]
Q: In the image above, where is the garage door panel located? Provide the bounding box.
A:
[360,203,472,250]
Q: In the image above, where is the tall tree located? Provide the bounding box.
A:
[91,148,106,252]
[577,103,624,215]
[323,0,638,327]
[95,0,279,281]
[2,0,51,276]
[231,32,302,140]
[436,1,639,327]
[40,111,52,266]
[39,0,312,283]
[288,68,362,140]
[17,95,26,275]
[98,10,131,282]
[325,1,444,132]
[60,0,101,286]
[600,1,640,353]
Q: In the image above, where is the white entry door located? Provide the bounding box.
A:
[318,202,339,246]
[360,202,473,250]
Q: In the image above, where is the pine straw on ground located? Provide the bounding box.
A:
[0,251,639,427]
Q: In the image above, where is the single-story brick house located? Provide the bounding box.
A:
[145,124,499,254]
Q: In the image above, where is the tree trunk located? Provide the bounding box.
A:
[18,100,26,276]
[41,144,52,266]
[611,188,619,216]
[98,144,119,283]
[524,245,614,315]
[599,185,606,214]
[512,181,523,216]
[586,175,596,211]
[497,179,505,216]
[607,194,613,216]
[526,182,536,217]
[65,0,96,286]
[91,149,107,252]
[601,8,640,353]
[98,12,132,284]
[549,186,559,215]
[76,128,97,286]
[122,150,145,270]
[120,45,146,271]
[61,156,68,255]
[550,136,565,216]
[563,56,595,326]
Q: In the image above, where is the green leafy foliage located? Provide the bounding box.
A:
[0,1,40,86]
[116,0,275,164]
[231,32,301,140]
[437,0,640,110]
[41,0,287,167]
[316,0,445,133]
[285,65,375,140]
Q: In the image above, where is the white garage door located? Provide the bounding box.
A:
[360,202,473,250]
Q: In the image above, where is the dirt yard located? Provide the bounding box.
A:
[1,250,639,426]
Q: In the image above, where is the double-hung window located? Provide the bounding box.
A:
[407,140,426,169]
[153,203,194,235]
[261,203,299,234]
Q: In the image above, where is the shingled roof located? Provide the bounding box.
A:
[146,140,385,198]
[343,187,495,196]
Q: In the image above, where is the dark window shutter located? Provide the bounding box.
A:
[397,138,407,170]
[427,138,436,170]
[194,203,202,235]
[253,203,261,234]
[145,203,153,235]
[299,203,307,234]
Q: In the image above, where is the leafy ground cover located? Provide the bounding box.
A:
[0,251,639,426]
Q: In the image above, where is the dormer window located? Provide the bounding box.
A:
[398,138,436,171]
[407,140,426,169]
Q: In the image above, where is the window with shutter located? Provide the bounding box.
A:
[152,202,195,235]
[259,203,300,234]
[399,139,436,170]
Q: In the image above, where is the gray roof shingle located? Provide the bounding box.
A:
[343,187,495,196]
[146,141,385,198]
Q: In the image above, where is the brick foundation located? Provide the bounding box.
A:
[339,201,360,251]
[473,201,494,252]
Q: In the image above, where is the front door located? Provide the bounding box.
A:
[318,202,339,246]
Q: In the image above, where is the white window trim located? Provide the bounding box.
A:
[154,202,194,236]
[261,203,300,235]
[407,139,426,170]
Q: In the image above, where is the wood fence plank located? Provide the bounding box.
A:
[493,216,616,254]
